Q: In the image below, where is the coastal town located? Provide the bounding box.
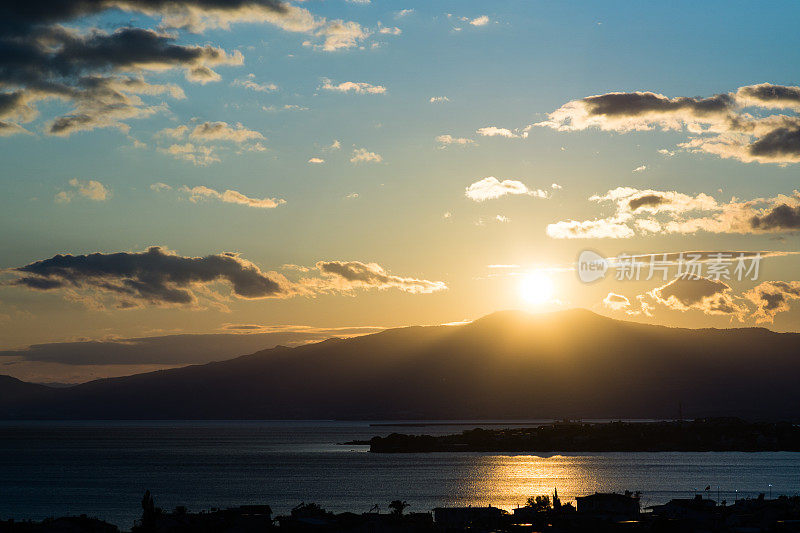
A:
[3,489,800,532]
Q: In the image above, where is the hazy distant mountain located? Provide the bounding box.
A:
[1,309,799,420]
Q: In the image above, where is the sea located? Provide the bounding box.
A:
[1,420,798,529]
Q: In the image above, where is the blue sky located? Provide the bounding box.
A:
[1,0,799,381]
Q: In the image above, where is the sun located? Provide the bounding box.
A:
[519,272,555,306]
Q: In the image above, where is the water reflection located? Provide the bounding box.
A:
[434,452,800,511]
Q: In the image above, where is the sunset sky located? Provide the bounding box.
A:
[1,0,799,382]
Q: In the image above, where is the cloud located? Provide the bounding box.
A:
[320,78,386,94]
[160,142,220,166]
[232,74,278,92]
[307,157,325,164]
[156,125,189,138]
[436,134,475,147]
[736,83,800,111]
[0,24,241,136]
[632,165,647,172]
[350,148,383,163]
[324,140,341,151]
[547,186,800,238]
[150,182,172,192]
[55,179,110,203]
[749,203,800,231]
[465,177,549,201]
[395,9,414,18]
[469,15,490,26]
[430,96,450,103]
[0,0,369,136]
[180,185,285,209]
[603,292,630,311]
[546,215,635,239]
[6,248,448,310]
[645,275,748,320]
[7,246,290,308]
[311,261,446,294]
[476,126,524,138]
[190,121,264,143]
[533,84,800,165]
[744,281,800,323]
[156,121,265,163]
[495,215,510,223]
[262,104,309,112]
[312,21,370,51]
[378,26,402,35]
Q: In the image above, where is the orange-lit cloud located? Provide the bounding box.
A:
[533,84,800,164]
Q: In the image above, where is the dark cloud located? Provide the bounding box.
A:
[648,275,746,319]
[0,0,299,135]
[6,248,448,307]
[10,246,286,306]
[750,203,800,230]
[748,126,800,160]
[628,194,667,211]
[0,0,286,31]
[652,275,729,307]
[536,85,800,164]
[737,83,800,109]
[745,281,800,323]
[583,92,733,119]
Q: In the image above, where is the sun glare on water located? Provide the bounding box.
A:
[519,272,555,306]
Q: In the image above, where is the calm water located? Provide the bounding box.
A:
[1,420,798,529]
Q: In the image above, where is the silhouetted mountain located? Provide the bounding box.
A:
[1,309,799,420]
[0,375,57,407]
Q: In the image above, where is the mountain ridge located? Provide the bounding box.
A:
[1,309,798,420]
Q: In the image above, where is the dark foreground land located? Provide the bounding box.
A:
[3,490,800,532]
[363,418,800,453]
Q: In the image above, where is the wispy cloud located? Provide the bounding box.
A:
[465,177,549,201]
[55,179,110,203]
[468,15,490,26]
[436,134,475,147]
[350,148,383,164]
[232,74,278,93]
[179,185,285,209]
[320,78,387,95]
[159,143,220,166]
[476,126,525,138]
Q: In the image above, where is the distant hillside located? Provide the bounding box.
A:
[1,309,799,420]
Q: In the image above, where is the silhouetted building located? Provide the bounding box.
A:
[432,506,507,529]
[576,492,640,520]
[649,495,716,520]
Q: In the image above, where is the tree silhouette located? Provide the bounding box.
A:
[525,495,551,512]
[389,500,409,516]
